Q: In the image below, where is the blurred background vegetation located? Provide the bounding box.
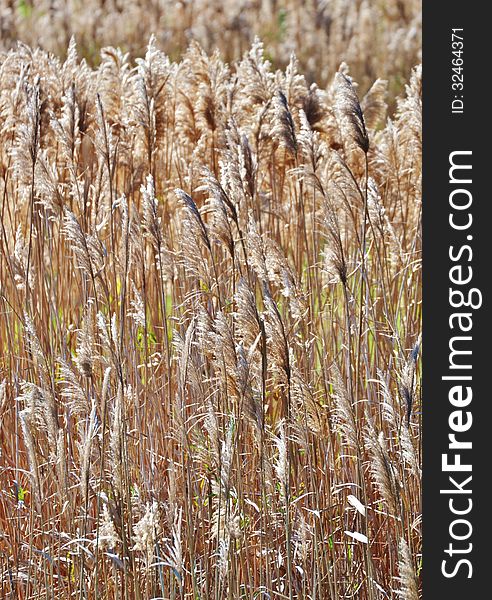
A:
[1,0,421,102]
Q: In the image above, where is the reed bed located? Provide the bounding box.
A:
[0,0,421,99]
[0,26,421,600]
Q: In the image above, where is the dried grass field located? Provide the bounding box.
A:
[0,1,421,598]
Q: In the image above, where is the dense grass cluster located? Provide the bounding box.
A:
[0,27,421,600]
[0,0,421,97]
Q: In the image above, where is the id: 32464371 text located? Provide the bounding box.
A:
[451,29,464,114]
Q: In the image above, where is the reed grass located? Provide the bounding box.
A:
[0,16,421,599]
